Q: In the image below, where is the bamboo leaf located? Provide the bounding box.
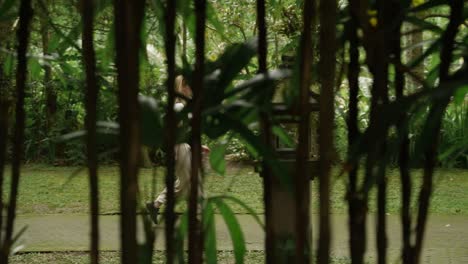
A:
[211,195,264,229]
[212,199,246,264]
[0,0,15,19]
[405,16,443,33]
[408,38,441,69]
[454,85,468,104]
[139,95,163,148]
[203,202,218,264]
[409,0,447,13]
[272,125,295,148]
[210,144,227,176]
[175,212,189,264]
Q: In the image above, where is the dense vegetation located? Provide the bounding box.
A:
[0,0,467,264]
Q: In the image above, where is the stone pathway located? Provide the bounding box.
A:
[14,214,468,263]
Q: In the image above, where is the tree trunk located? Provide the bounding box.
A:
[114,1,145,263]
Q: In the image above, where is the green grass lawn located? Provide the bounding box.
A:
[2,164,468,215]
[10,251,355,264]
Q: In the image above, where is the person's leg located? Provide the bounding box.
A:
[146,143,192,224]
[147,178,182,224]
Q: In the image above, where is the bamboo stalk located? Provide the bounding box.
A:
[113,1,145,263]
[255,1,275,263]
[414,2,463,263]
[0,0,32,262]
[295,0,315,263]
[389,3,412,263]
[81,0,100,263]
[188,0,206,263]
[317,0,336,263]
[346,5,365,264]
[164,0,177,262]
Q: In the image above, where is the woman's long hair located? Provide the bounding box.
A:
[174,75,189,104]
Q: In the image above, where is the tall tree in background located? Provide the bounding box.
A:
[81,0,100,263]
[0,0,33,263]
[0,10,16,229]
[39,0,57,161]
[113,0,145,263]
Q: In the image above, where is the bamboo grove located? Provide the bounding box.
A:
[0,0,467,264]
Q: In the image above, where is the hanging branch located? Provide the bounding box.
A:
[81,0,100,263]
[164,0,177,262]
[0,0,32,262]
[346,3,366,264]
[317,0,336,263]
[113,0,145,263]
[413,1,464,263]
[188,0,206,263]
[255,0,274,263]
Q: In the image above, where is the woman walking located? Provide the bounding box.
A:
[146,75,209,224]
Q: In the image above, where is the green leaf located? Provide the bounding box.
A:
[206,1,226,41]
[3,53,14,75]
[272,125,295,148]
[408,38,441,69]
[215,113,291,190]
[211,195,264,229]
[0,0,16,19]
[175,212,189,264]
[139,95,163,148]
[56,121,119,144]
[454,85,468,105]
[405,16,443,33]
[203,39,258,108]
[48,33,61,52]
[409,0,447,13]
[224,69,292,98]
[215,39,257,89]
[212,199,246,264]
[203,202,218,264]
[210,144,227,176]
[29,58,42,80]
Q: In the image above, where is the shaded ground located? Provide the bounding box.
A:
[12,214,468,263]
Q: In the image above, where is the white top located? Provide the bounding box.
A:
[174,102,192,119]
[174,102,185,112]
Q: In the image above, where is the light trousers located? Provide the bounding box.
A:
[154,143,203,206]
